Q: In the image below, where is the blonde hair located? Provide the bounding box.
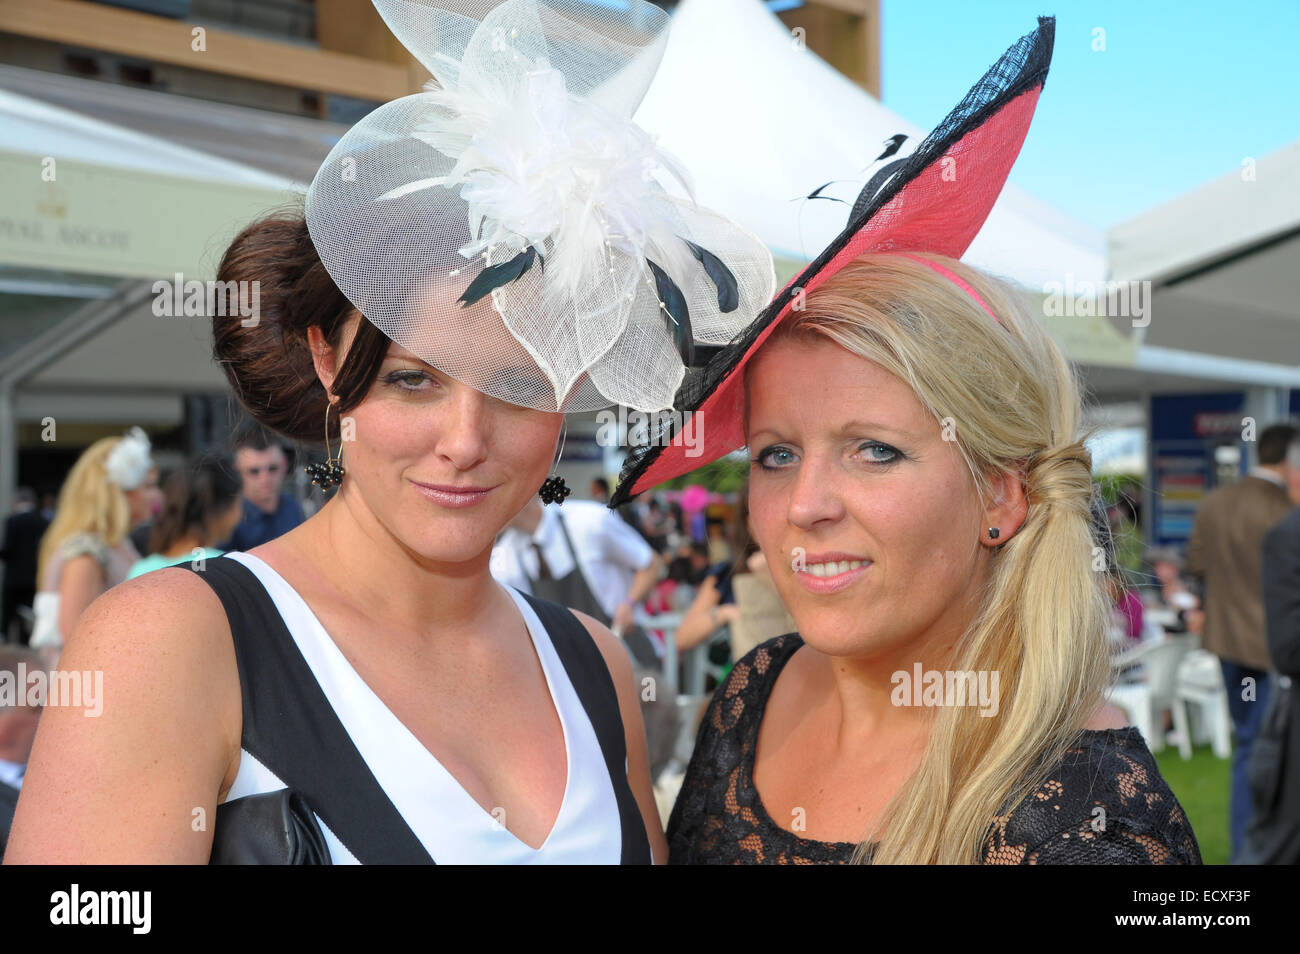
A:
[37,437,134,587]
[766,252,1110,864]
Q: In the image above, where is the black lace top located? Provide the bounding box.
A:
[667,634,1203,864]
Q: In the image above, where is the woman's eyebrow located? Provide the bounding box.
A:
[751,419,910,441]
[382,350,436,369]
[835,419,911,437]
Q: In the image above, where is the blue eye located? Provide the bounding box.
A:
[857,441,900,464]
[754,445,797,470]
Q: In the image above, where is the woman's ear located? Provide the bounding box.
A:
[982,464,1029,548]
[306,325,339,397]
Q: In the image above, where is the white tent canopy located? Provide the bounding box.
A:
[634,0,1105,290]
[0,87,296,188]
[0,87,300,280]
[0,87,304,514]
[1108,139,1300,369]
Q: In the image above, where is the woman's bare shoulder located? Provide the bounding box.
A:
[4,567,241,862]
[61,566,241,730]
[59,566,241,731]
[73,566,231,654]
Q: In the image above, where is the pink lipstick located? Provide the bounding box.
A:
[411,480,497,509]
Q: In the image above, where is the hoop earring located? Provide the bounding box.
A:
[305,400,346,490]
[538,420,571,505]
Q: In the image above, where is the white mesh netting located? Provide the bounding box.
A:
[305,0,776,413]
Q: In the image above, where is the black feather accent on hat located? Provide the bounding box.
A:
[458,245,536,306]
[849,156,909,223]
[804,181,848,204]
[873,133,908,163]
[684,239,739,313]
[647,259,694,366]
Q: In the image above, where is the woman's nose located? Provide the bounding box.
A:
[436,385,491,470]
[785,454,847,530]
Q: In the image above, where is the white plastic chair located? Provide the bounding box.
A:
[1170,649,1233,759]
[1106,635,1195,753]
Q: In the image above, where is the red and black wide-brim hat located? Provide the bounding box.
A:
[610,16,1055,507]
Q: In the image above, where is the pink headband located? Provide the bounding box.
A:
[894,253,1002,326]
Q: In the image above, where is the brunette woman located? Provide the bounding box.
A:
[5,0,774,863]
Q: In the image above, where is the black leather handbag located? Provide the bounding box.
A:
[210,790,332,865]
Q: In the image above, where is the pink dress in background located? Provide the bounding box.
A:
[1116,587,1144,642]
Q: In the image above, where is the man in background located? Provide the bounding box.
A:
[221,427,305,552]
[493,496,663,640]
[1186,421,1298,862]
[1254,431,1300,862]
[0,489,49,645]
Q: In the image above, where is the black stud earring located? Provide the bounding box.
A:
[538,422,571,505]
[305,400,345,490]
[988,527,1000,540]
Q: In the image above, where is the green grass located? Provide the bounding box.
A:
[1153,744,1230,865]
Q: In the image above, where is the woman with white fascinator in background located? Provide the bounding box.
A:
[6,0,773,864]
[29,427,157,656]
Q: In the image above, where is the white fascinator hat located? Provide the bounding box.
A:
[305,0,775,414]
[104,426,154,490]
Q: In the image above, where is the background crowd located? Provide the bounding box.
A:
[3,418,1299,864]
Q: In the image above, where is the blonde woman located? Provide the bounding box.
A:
[29,428,156,652]
[611,19,1201,864]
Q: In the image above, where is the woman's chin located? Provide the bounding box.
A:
[790,610,900,660]
[389,518,496,567]
[796,627,876,658]
[404,539,491,568]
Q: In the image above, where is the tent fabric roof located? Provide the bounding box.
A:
[1108,139,1300,285]
[0,86,298,189]
[0,63,342,187]
[634,0,1104,290]
[1106,139,1300,370]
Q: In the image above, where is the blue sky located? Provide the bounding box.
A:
[879,0,1300,230]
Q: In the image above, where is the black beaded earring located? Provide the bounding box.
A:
[305,400,345,490]
[538,422,571,505]
[988,527,1000,540]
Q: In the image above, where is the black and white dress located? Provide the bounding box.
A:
[188,551,651,864]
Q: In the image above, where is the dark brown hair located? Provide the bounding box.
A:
[1259,422,1299,466]
[148,454,242,553]
[212,206,390,444]
[231,419,283,455]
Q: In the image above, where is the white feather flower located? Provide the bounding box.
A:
[105,427,153,490]
[404,60,694,299]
